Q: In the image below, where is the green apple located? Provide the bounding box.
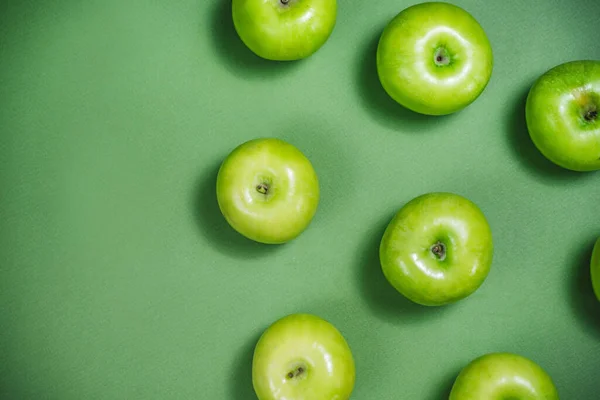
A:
[592,237,600,301]
[526,60,600,172]
[379,192,493,306]
[450,352,559,399]
[232,0,337,61]
[216,138,319,244]
[252,313,355,400]
[376,2,493,115]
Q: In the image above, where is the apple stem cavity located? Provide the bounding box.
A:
[256,183,269,195]
[431,241,447,261]
[280,0,290,5]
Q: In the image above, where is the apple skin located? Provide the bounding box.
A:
[379,192,493,306]
[232,0,336,61]
[252,313,355,400]
[376,2,493,115]
[526,60,600,172]
[449,352,559,399]
[592,237,600,301]
[216,138,319,244]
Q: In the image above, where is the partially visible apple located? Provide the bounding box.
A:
[449,352,559,399]
[377,2,493,115]
[252,313,355,400]
[526,60,600,171]
[216,138,319,244]
[592,237,600,301]
[232,0,337,61]
[379,192,493,306]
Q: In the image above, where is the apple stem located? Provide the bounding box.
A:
[431,242,447,261]
[280,0,290,4]
[256,183,269,195]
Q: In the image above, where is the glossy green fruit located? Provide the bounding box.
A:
[592,237,600,301]
[526,60,600,171]
[450,352,559,399]
[216,138,319,244]
[376,2,493,115]
[252,313,355,400]
[379,192,493,306]
[232,0,337,61]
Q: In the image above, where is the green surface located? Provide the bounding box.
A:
[0,0,599,399]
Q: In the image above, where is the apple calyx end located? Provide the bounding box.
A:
[431,241,447,261]
[434,47,451,67]
[584,109,597,122]
[256,183,269,195]
[286,366,306,380]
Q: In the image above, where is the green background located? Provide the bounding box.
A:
[1,0,599,398]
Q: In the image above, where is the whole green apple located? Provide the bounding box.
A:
[216,138,319,244]
[592,237,600,301]
[526,60,600,171]
[376,2,493,115]
[252,313,355,400]
[449,352,559,399]
[379,192,493,306]
[232,0,336,61]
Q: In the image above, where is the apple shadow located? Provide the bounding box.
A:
[208,0,299,79]
[356,210,448,324]
[569,238,600,339]
[356,31,455,132]
[0,366,21,400]
[191,162,281,260]
[425,367,459,400]
[228,334,259,400]
[507,87,588,182]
